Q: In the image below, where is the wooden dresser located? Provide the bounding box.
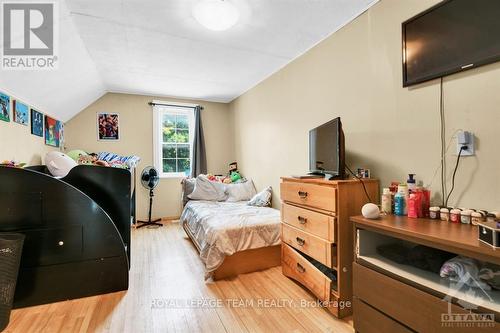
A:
[280,177,379,318]
[351,215,500,332]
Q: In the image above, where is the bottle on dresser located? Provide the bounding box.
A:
[394,184,409,216]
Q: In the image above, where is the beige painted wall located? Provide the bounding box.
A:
[65,93,234,219]
[0,89,57,165]
[230,0,500,211]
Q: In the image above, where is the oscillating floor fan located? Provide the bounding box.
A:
[137,166,162,228]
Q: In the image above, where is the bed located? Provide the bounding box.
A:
[0,165,132,307]
[181,200,281,280]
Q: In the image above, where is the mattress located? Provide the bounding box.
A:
[180,200,281,277]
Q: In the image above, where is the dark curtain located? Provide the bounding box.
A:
[191,106,207,177]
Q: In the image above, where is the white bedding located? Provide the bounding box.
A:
[180,200,281,278]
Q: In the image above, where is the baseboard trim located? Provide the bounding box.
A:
[161,216,180,222]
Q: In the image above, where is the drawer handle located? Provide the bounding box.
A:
[298,191,308,199]
[297,216,308,224]
[296,237,305,246]
[296,263,306,273]
[58,241,64,246]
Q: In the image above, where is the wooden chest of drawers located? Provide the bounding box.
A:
[280,177,379,318]
[352,215,500,332]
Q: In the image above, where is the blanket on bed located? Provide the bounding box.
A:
[180,201,281,278]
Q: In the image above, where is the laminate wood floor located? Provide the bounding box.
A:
[6,221,353,333]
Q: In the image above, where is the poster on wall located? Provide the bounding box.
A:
[97,113,119,141]
[0,92,10,122]
[13,100,29,125]
[31,108,44,137]
[45,115,61,147]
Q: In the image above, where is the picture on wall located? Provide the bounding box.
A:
[45,115,61,147]
[97,113,119,141]
[0,92,10,122]
[13,100,29,125]
[31,108,44,137]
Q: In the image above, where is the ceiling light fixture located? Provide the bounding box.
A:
[192,0,240,31]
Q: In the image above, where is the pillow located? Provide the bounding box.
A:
[188,175,227,201]
[248,186,272,207]
[181,178,196,206]
[226,179,256,202]
[45,151,78,178]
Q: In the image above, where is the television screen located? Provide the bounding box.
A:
[403,0,500,87]
[309,117,344,178]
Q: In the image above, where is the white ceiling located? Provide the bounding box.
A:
[0,0,105,122]
[1,0,378,121]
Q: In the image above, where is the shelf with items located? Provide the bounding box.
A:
[356,227,500,315]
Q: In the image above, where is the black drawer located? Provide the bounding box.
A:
[21,226,83,267]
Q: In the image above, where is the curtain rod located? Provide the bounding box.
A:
[148,101,204,110]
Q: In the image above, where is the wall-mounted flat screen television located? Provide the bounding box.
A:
[402,0,500,87]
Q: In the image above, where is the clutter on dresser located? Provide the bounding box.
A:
[383,174,431,219]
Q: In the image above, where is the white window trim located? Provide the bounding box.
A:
[152,102,196,178]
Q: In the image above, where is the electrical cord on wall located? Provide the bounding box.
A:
[345,164,372,203]
[440,77,447,206]
[445,146,466,207]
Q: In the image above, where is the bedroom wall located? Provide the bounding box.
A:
[0,89,57,165]
[230,0,500,211]
[64,92,234,220]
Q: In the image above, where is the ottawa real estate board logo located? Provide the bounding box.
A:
[1,1,58,70]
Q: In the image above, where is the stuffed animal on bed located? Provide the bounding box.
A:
[45,151,78,178]
[67,149,88,162]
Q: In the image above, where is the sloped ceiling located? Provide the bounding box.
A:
[0,0,105,122]
[1,0,378,121]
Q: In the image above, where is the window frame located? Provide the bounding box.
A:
[152,101,196,179]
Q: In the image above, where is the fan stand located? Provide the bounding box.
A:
[137,188,162,228]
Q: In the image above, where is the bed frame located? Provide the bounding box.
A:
[182,222,281,280]
[0,165,132,307]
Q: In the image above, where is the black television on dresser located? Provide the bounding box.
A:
[402,0,500,87]
[309,117,345,179]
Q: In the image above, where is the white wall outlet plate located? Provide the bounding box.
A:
[456,130,475,156]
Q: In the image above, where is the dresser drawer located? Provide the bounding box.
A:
[282,243,334,303]
[353,263,498,332]
[282,223,336,267]
[353,298,413,333]
[282,203,335,242]
[280,181,336,212]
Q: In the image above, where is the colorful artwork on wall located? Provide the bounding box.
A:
[13,100,29,125]
[44,115,61,147]
[97,113,119,141]
[31,108,44,137]
[0,92,10,122]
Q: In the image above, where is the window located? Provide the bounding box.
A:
[153,103,195,178]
